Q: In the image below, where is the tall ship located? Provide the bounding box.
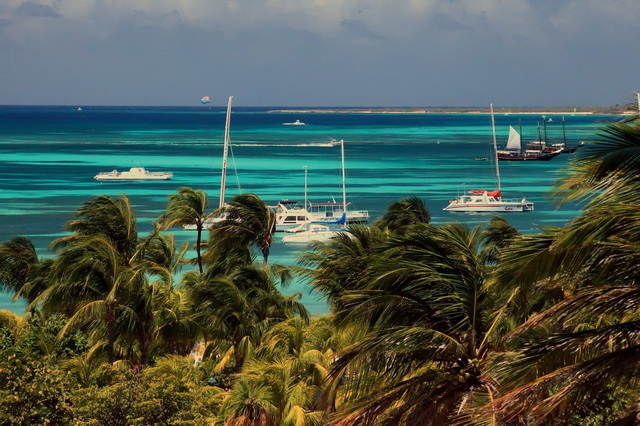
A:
[496,125,562,161]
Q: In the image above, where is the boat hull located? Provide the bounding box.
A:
[497,152,560,161]
[95,176,172,181]
[94,167,173,181]
[444,203,526,213]
[282,231,340,244]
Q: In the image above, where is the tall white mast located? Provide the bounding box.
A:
[303,166,308,210]
[340,140,347,222]
[219,96,233,209]
[490,104,501,193]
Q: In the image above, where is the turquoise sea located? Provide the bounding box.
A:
[0,106,619,314]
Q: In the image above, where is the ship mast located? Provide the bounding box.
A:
[490,104,501,193]
[219,96,233,209]
[340,140,347,224]
[304,166,308,210]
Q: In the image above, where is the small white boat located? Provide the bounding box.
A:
[94,167,173,181]
[283,119,306,126]
[282,214,347,244]
[444,104,533,213]
[282,224,342,244]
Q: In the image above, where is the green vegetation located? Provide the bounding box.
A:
[1,117,639,424]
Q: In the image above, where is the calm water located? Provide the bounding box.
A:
[0,106,618,314]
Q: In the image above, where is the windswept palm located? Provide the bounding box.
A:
[0,236,52,304]
[484,116,640,424]
[183,263,308,373]
[213,193,276,265]
[317,223,513,425]
[373,196,431,233]
[162,187,210,273]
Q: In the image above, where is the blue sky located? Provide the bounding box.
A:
[1,0,639,107]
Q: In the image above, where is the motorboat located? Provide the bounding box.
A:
[283,119,306,126]
[444,104,534,213]
[274,199,369,231]
[274,200,313,231]
[94,167,173,181]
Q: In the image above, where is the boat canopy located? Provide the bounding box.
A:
[469,189,501,197]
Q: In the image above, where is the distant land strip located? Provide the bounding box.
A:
[268,106,638,115]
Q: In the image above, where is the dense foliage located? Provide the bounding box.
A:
[1,116,639,424]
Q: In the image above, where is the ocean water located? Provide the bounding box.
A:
[0,106,617,314]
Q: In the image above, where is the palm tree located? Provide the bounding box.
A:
[298,225,388,311]
[0,236,52,304]
[183,263,308,373]
[51,194,138,261]
[162,187,210,273]
[38,234,139,364]
[212,193,276,265]
[34,195,196,366]
[221,380,277,425]
[315,223,514,425]
[482,116,640,423]
[373,196,431,233]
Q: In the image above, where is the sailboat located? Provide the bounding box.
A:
[497,123,561,161]
[444,104,534,213]
[183,96,235,230]
[282,140,352,243]
[549,116,585,153]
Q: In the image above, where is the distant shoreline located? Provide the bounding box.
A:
[268,107,635,115]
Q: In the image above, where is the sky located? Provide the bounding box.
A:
[1,0,639,107]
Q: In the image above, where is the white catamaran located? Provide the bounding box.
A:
[444,104,534,213]
[184,96,235,230]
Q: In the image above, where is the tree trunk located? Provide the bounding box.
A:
[106,302,116,364]
[196,226,203,273]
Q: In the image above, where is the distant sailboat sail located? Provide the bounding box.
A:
[505,126,521,150]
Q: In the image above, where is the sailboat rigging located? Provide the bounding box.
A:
[184,96,237,230]
[444,104,534,213]
[282,140,353,243]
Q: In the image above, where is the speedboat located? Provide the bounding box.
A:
[94,167,173,181]
[283,119,306,126]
